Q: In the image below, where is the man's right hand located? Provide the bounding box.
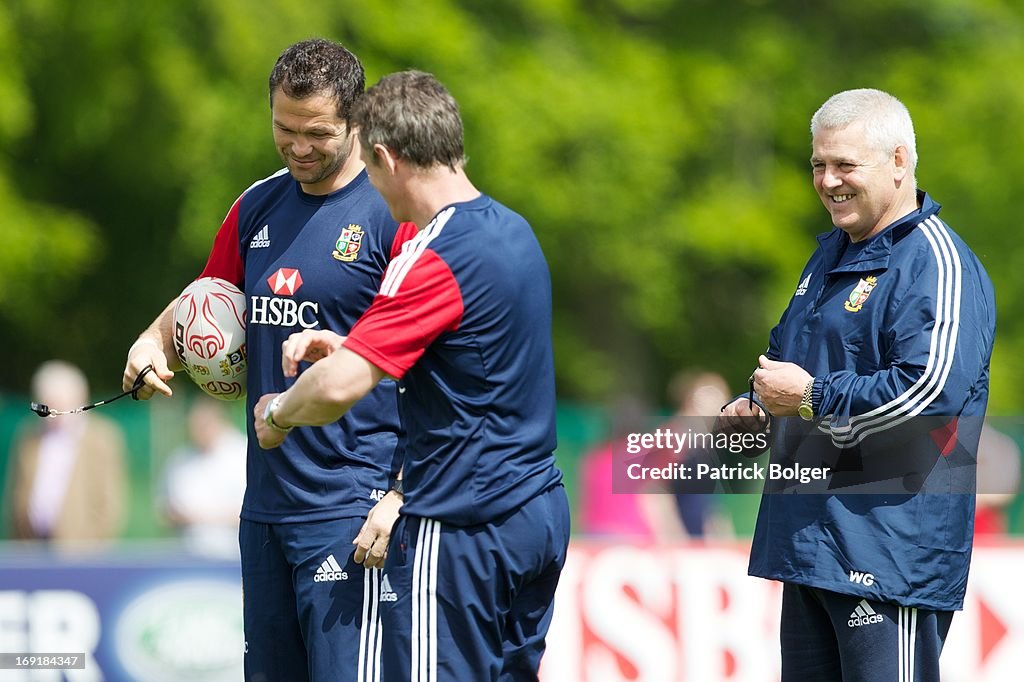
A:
[281,329,347,377]
[353,490,403,569]
[123,337,175,399]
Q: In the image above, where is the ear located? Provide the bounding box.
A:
[373,143,400,176]
[892,144,911,182]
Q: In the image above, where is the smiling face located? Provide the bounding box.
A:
[271,89,355,195]
[811,121,913,242]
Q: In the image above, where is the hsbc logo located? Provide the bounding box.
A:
[250,296,319,329]
[251,268,319,329]
[267,268,303,296]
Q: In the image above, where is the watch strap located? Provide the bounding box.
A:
[265,394,293,433]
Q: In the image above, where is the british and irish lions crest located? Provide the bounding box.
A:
[844,275,878,313]
[333,224,364,262]
[172,277,247,400]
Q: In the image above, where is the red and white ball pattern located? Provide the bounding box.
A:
[172,277,247,401]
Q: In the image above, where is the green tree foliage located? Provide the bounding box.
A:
[0,0,1020,412]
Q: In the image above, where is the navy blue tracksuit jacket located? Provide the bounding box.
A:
[749,191,996,611]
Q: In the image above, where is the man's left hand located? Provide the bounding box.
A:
[253,392,288,449]
[752,355,812,417]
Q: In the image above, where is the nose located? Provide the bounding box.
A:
[821,167,842,189]
[290,135,314,158]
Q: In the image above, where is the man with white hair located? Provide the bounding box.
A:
[7,360,127,545]
[719,89,996,680]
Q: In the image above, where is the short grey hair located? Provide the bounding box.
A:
[811,88,917,173]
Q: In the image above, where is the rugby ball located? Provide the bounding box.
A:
[172,277,247,401]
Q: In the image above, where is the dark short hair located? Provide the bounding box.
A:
[352,70,465,171]
[268,38,365,123]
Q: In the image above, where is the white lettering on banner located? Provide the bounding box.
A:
[0,590,102,682]
[539,553,583,682]
[0,592,28,681]
[541,544,1024,681]
[539,545,781,681]
[676,550,780,680]
[583,547,678,681]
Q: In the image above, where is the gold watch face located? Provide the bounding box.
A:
[798,403,814,421]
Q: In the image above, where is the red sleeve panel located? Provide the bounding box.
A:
[344,249,464,378]
[199,195,245,285]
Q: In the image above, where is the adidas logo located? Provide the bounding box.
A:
[314,554,348,583]
[380,574,398,602]
[847,599,884,628]
[250,225,271,249]
[795,273,811,296]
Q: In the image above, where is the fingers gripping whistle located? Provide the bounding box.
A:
[30,365,155,418]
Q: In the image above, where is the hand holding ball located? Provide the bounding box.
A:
[172,277,247,401]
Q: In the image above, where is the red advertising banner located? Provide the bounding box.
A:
[541,541,1024,682]
[1,541,1022,680]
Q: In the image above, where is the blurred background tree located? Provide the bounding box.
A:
[0,0,1020,412]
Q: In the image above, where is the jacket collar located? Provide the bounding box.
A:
[816,190,941,275]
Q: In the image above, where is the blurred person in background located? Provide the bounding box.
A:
[6,360,127,547]
[578,374,736,543]
[657,370,735,540]
[577,395,659,539]
[974,422,1021,536]
[160,396,247,557]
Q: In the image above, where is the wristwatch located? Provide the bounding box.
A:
[798,379,815,421]
[391,478,404,495]
[263,394,293,433]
